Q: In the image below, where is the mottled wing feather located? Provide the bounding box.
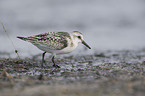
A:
[26,32,71,50]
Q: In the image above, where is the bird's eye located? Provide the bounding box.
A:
[77,36,81,39]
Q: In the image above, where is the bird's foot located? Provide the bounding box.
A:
[44,60,46,63]
[41,60,47,68]
[53,64,60,68]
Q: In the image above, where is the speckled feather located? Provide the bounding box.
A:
[20,32,71,50]
[17,31,91,68]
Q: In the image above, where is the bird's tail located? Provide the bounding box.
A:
[17,36,27,41]
[17,36,36,43]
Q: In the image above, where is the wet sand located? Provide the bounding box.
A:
[0,49,145,96]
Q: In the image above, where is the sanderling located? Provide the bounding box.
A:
[17,31,91,68]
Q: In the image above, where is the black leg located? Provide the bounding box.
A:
[52,56,60,68]
[41,52,46,67]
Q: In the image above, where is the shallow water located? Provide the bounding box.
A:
[0,0,145,58]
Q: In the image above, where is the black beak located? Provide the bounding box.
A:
[82,40,91,49]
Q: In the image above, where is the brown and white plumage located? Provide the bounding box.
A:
[17,31,91,68]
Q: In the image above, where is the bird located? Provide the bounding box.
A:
[17,31,91,68]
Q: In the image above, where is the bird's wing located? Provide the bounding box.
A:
[25,32,71,50]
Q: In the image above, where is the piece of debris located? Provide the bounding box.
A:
[0,69,14,84]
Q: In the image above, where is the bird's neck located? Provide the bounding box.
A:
[70,35,79,48]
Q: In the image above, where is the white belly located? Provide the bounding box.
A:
[32,41,78,55]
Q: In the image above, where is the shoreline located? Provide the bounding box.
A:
[0,49,145,96]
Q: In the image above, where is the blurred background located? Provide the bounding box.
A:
[0,0,145,58]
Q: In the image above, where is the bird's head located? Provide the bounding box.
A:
[71,31,91,49]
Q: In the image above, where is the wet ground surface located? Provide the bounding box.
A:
[0,49,145,96]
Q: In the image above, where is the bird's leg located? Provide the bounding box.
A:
[52,56,60,68]
[41,51,46,68]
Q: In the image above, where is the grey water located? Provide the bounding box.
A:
[0,0,145,58]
